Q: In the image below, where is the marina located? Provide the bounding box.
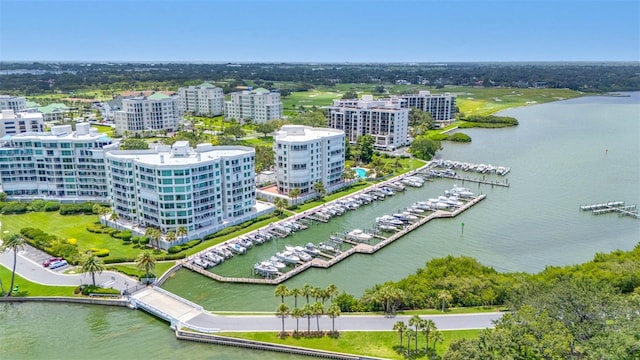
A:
[182,181,487,284]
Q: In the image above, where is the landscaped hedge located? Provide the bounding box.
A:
[90,248,110,257]
[0,201,29,214]
[167,239,202,254]
[81,285,121,296]
[59,202,96,215]
[87,222,117,235]
[20,227,81,264]
[102,252,185,264]
[203,213,277,240]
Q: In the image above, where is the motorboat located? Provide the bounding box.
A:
[275,251,300,264]
[213,247,233,259]
[345,229,373,242]
[258,231,273,241]
[401,211,418,221]
[238,236,253,248]
[304,243,321,257]
[285,246,312,261]
[192,258,210,269]
[318,242,338,253]
[392,213,410,222]
[407,206,424,213]
[451,185,474,198]
[249,233,265,245]
[376,215,404,226]
[377,224,398,232]
[268,256,287,270]
[228,242,246,255]
[203,252,224,265]
[254,262,279,275]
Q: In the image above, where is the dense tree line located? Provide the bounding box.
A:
[332,244,640,358]
[1,62,638,94]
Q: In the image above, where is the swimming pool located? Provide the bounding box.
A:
[353,167,368,178]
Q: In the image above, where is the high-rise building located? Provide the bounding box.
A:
[273,125,345,195]
[106,142,256,238]
[0,110,45,137]
[178,82,224,116]
[224,88,282,124]
[0,123,116,201]
[0,95,27,112]
[114,93,180,135]
[398,91,456,123]
[328,95,409,150]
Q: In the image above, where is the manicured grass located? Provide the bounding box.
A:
[107,261,176,279]
[0,212,145,259]
[282,90,342,110]
[219,329,481,359]
[0,265,78,296]
[450,86,584,116]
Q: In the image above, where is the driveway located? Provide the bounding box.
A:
[0,243,139,292]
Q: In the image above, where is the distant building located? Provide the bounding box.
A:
[328,95,409,150]
[106,142,258,241]
[0,123,116,202]
[0,110,45,137]
[37,103,70,122]
[178,82,224,116]
[272,125,345,196]
[397,91,457,123]
[224,88,283,124]
[0,95,27,112]
[113,93,180,135]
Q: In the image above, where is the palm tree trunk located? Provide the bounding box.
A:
[92,272,96,286]
[8,251,17,297]
[0,275,5,296]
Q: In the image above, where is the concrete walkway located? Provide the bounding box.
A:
[0,243,139,292]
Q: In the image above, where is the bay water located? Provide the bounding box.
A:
[2,93,638,359]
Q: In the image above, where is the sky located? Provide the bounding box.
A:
[0,0,638,63]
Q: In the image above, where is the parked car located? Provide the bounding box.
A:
[49,260,68,270]
[43,257,63,267]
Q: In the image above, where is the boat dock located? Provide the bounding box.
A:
[181,194,487,284]
[580,201,639,219]
[439,174,510,187]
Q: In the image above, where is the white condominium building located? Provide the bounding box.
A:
[0,110,45,137]
[273,125,345,195]
[105,142,256,236]
[178,82,224,116]
[0,95,27,112]
[224,88,283,124]
[0,123,116,201]
[114,93,180,135]
[398,91,457,123]
[328,95,409,150]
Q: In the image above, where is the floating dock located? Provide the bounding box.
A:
[580,201,639,219]
[181,194,487,284]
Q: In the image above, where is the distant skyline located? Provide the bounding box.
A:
[1,0,638,63]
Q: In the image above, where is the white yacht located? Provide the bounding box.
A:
[345,229,373,242]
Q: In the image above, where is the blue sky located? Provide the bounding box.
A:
[1,0,638,62]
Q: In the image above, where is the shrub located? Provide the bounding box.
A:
[59,202,96,215]
[90,248,110,257]
[87,222,111,234]
[81,285,121,296]
[67,238,77,245]
[30,199,46,212]
[448,132,472,142]
[1,201,29,214]
[44,201,61,212]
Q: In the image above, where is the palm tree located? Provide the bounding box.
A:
[80,255,104,287]
[421,319,436,352]
[438,289,452,312]
[289,287,301,308]
[302,303,313,334]
[145,227,161,249]
[274,284,289,304]
[274,197,288,215]
[325,284,338,303]
[288,188,300,206]
[312,181,326,200]
[165,231,176,244]
[136,250,156,284]
[291,307,303,333]
[393,320,407,349]
[275,303,289,337]
[109,211,120,230]
[312,301,324,332]
[176,226,187,243]
[405,329,416,355]
[431,329,445,351]
[409,314,422,351]
[301,283,313,304]
[326,303,341,333]
[2,234,25,297]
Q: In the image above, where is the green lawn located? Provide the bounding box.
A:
[282,89,342,111]
[0,212,144,259]
[219,329,481,359]
[0,265,78,297]
[107,261,176,279]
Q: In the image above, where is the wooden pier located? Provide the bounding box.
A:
[440,174,510,187]
[182,194,487,284]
